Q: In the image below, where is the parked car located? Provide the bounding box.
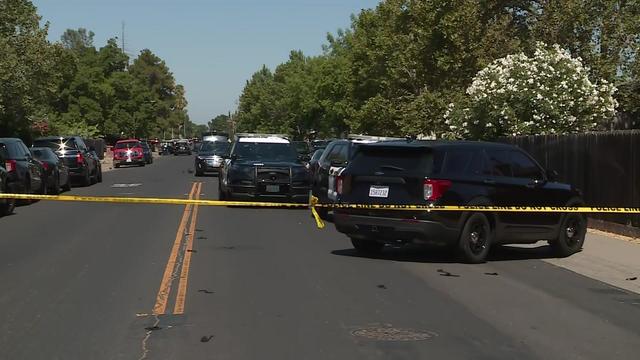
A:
[0,138,46,196]
[174,140,192,155]
[218,134,311,202]
[113,139,146,167]
[292,141,311,159]
[308,148,325,178]
[88,150,103,182]
[312,135,401,220]
[0,152,16,216]
[33,136,100,186]
[141,141,153,164]
[195,141,230,176]
[160,141,174,155]
[31,147,71,194]
[331,140,586,263]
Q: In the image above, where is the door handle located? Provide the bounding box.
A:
[483,179,496,185]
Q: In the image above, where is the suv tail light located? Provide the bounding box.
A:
[77,153,84,165]
[41,162,49,171]
[336,175,351,195]
[424,179,451,201]
[5,160,16,172]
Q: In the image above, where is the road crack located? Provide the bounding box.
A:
[138,314,160,360]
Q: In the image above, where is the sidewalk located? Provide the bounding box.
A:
[543,231,640,294]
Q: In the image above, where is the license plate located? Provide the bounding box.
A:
[369,186,389,198]
[266,185,280,193]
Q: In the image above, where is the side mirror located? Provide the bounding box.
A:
[546,169,559,182]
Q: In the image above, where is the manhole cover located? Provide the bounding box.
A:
[351,327,436,341]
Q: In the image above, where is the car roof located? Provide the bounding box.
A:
[0,138,24,143]
[116,139,140,143]
[238,137,290,144]
[357,140,517,150]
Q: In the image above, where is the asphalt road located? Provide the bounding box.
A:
[1,155,639,360]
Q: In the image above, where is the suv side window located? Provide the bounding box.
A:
[76,138,87,151]
[20,142,31,158]
[327,144,346,163]
[485,149,512,177]
[510,150,543,179]
[319,143,336,166]
[441,149,486,175]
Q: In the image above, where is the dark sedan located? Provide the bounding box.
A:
[31,147,71,194]
[0,138,45,196]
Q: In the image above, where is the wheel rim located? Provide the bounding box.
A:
[564,216,583,247]
[468,221,488,255]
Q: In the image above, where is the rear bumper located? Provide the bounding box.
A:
[114,158,145,165]
[333,213,460,245]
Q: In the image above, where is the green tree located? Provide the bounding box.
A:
[208,114,229,133]
[60,27,95,51]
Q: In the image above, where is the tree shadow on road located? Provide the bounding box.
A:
[331,243,559,264]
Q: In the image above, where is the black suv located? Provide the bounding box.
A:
[312,136,400,219]
[218,137,310,202]
[331,141,586,263]
[0,138,46,196]
[33,136,100,186]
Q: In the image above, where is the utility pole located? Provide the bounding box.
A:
[121,21,126,54]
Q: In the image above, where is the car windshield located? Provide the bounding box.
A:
[115,142,140,149]
[200,141,229,154]
[233,142,298,161]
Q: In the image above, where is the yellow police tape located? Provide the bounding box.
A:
[2,193,640,230]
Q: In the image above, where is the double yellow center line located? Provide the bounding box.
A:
[152,182,202,315]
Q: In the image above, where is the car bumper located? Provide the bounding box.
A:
[114,158,145,165]
[333,213,460,246]
[228,184,310,203]
[196,162,221,173]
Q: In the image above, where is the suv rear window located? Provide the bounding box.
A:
[33,138,78,151]
[350,146,433,173]
[233,142,298,161]
[32,148,58,161]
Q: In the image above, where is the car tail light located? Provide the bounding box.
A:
[424,179,451,201]
[336,175,351,195]
[5,160,16,172]
[41,162,49,171]
[77,153,84,165]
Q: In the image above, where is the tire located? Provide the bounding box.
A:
[139,162,146,167]
[457,213,492,263]
[97,168,102,183]
[81,170,91,187]
[0,184,15,216]
[195,168,203,177]
[62,176,71,191]
[551,213,586,257]
[39,177,47,195]
[90,169,98,184]
[114,163,120,169]
[49,173,60,195]
[350,237,384,254]
[218,181,227,201]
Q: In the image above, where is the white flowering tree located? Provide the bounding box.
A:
[444,43,617,139]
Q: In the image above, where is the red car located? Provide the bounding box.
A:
[113,139,146,168]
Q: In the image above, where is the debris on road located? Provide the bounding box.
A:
[200,335,214,343]
[437,269,460,277]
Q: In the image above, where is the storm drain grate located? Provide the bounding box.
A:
[351,326,436,341]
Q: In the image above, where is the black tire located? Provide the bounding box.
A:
[0,184,15,216]
[350,237,384,254]
[49,173,60,195]
[551,213,586,257]
[97,168,102,183]
[195,168,203,177]
[81,170,91,187]
[457,213,492,263]
[39,177,47,195]
[90,169,98,184]
[62,176,71,191]
[114,163,120,169]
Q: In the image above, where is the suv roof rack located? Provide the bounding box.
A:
[234,133,289,140]
[346,134,403,142]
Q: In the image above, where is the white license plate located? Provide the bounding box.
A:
[369,186,389,198]
[266,185,280,193]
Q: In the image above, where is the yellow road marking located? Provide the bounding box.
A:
[173,182,202,314]
[152,182,198,315]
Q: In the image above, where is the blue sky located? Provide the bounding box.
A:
[33,0,379,125]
